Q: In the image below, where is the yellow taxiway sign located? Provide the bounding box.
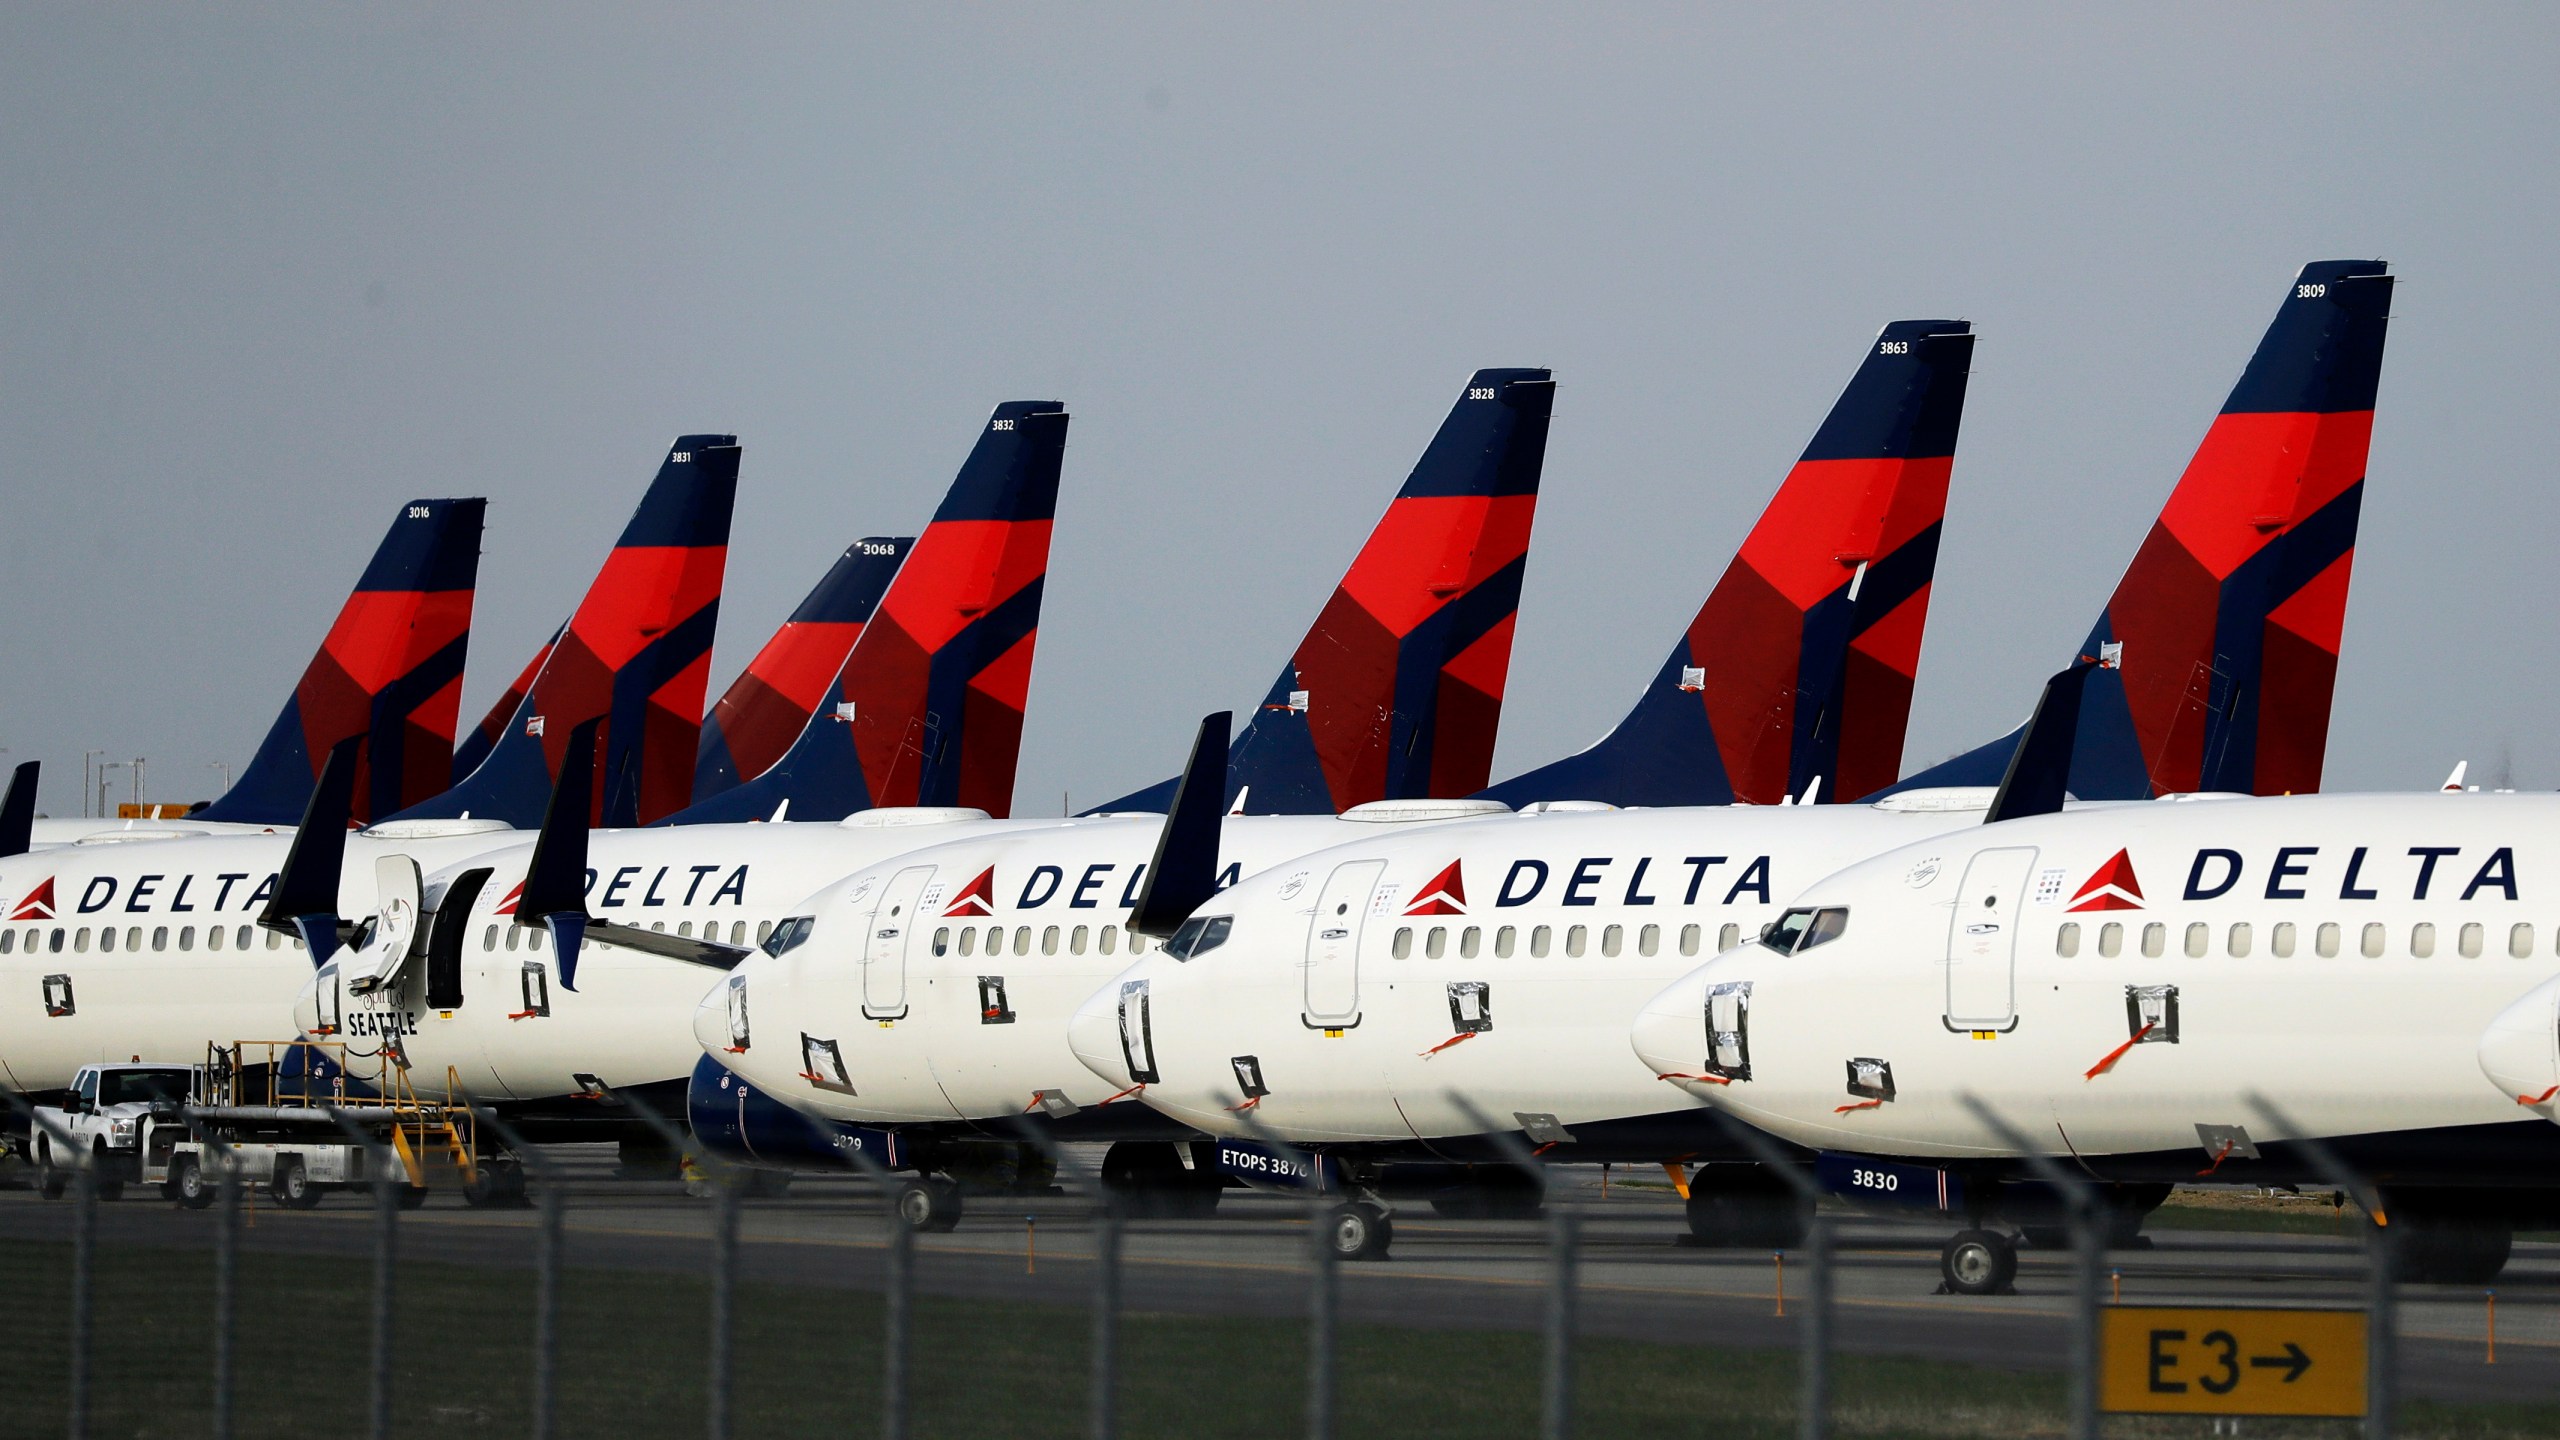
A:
[2100,1306,2367,1417]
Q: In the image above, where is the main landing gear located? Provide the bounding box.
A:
[1324,1201,1394,1261]
[1099,1141,1223,1220]
[1680,1164,1813,1249]
[1939,1228,2020,1297]
[895,1177,965,1233]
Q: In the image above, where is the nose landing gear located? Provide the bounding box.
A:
[1938,1228,2019,1296]
[1324,1200,1393,1261]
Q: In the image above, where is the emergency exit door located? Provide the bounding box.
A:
[1944,847,2035,1031]
[863,867,934,1020]
[1302,860,1385,1028]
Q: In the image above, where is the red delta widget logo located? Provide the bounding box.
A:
[1405,861,1466,916]
[2067,850,2145,912]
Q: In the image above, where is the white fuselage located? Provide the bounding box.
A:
[1635,792,2560,1175]
[311,811,1075,1103]
[701,810,1510,1129]
[0,822,519,1091]
[1064,799,1999,1147]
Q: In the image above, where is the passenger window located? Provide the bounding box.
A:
[2511,923,2535,960]
[958,927,977,957]
[1015,926,1032,956]
[1459,926,1481,959]
[264,929,280,950]
[1600,924,1622,958]
[2097,922,2122,958]
[2226,923,2250,958]
[75,928,94,954]
[1529,926,1551,959]
[731,922,748,946]
[757,920,774,946]
[2055,922,2079,958]
[0,930,12,954]
[2459,923,2483,959]
[529,927,545,953]
[1389,928,1413,963]
[2270,922,2295,958]
[2183,923,2207,959]
[1718,923,1740,951]
[2140,923,2164,958]
[933,928,950,957]
[1494,926,1515,958]
[1042,926,1060,956]
[1131,933,1148,954]
[48,928,64,953]
[234,925,251,950]
[1638,923,1659,957]
[2315,922,2340,958]
[1070,925,1089,955]
[205,925,221,952]
[483,925,498,952]
[2361,922,2385,958]
[1100,926,1118,955]
[1679,924,1700,957]
[678,921,694,938]
[2410,923,2435,959]
[1424,927,1446,960]
[178,926,195,952]
[1564,925,1587,958]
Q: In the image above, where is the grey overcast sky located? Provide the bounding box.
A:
[4,5,2556,818]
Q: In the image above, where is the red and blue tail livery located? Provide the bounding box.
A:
[451,623,558,785]
[395,435,742,828]
[196,496,486,826]
[1483,322,1975,808]
[672,404,1067,823]
[1889,261,2392,800]
[1102,369,1555,815]
[690,536,911,805]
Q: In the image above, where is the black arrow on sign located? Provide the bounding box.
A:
[2249,1343,2313,1383]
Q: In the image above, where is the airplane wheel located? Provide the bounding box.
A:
[1684,1165,1812,1248]
[895,1177,963,1233]
[171,1154,217,1210]
[1941,1229,2018,1296]
[463,1161,528,1208]
[1326,1202,1392,1261]
[2395,1217,2512,1285]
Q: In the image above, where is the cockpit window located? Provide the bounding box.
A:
[1162,915,1233,962]
[1758,906,1849,956]
[762,915,816,959]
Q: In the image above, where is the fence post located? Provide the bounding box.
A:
[811,1126,913,1440]
[325,1108,402,1440]
[1702,1110,1832,1440]
[467,1103,562,1440]
[1228,1109,1336,1440]
[12,1098,94,1440]
[2246,1094,2393,1440]
[195,1127,242,1440]
[1960,1094,2101,1440]
[594,1087,739,1440]
[1448,1094,1577,1440]
[1007,1119,1123,1440]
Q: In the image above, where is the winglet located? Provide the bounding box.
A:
[258,737,362,966]
[1128,712,1233,939]
[1985,662,2096,825]
[0,762,35,858]
[519,717,602,990]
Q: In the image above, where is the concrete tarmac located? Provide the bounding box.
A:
[3,1153,2553,1408]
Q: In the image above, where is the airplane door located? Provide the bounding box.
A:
[862,867,934,1021]
[1302,860,1386,1028]
[1944,847,2035,1031]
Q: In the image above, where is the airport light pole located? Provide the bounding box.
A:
[82,750,104,817]
[95,759,123,821]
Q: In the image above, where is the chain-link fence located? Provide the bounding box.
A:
[2,1090,2555,1440]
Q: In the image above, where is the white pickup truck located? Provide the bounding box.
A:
[29,1062,197,1200]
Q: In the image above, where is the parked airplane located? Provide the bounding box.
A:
[1060,263,2400,1256]
[1635,787,2560,1288]
[689,536,910,806]
[31,496,487,843]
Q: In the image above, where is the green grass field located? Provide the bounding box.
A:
[0,1238,2553,1440]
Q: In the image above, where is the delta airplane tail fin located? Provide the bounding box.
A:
[1891,260,2392,799]
[1099,368,1554,815]
[392,436,741,828]
[669,404,1066,823]
[1481,323,1974,808]
[196,497,486,826]
[689,536,912,804]
[451,623,558,785]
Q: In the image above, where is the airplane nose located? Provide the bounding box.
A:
[2479,975,2560,1121]
[1631,966,1716,1081]
[691,975,731,1056]
[1068,978,1134,1089]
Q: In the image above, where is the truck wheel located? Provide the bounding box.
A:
[37,1162,66,1201]
[272,1157,321,1210]
[94,1179,124,1202]
[171,1154,216,1210]
[463,1161,528,1208]
[90,1141,124,1201]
